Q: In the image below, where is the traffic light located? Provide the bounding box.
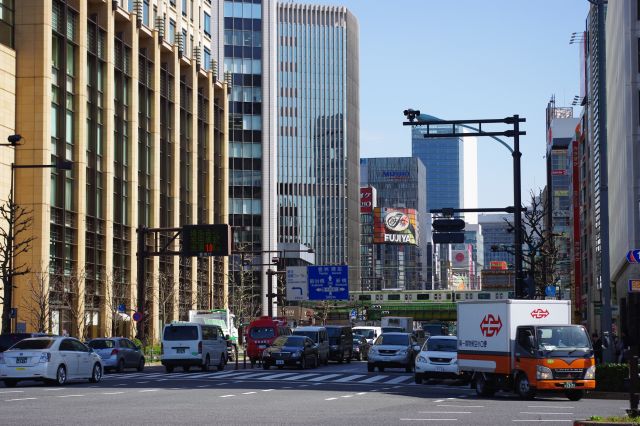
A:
[432,218,465,244]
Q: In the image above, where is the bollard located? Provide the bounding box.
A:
[628,355,639,417]
[235,345,239,370]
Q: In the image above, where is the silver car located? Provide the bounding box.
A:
[367,332,420,373]
[87,338,145,373]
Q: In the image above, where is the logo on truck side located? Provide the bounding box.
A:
[530,308,550,319]
[480,314,503,337]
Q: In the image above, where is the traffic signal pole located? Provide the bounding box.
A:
[403,112,527,298]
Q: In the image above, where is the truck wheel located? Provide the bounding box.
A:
[475,374,495,397]
[515,373,536,399]
[565,390,584,401]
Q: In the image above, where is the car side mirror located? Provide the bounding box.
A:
[88,347,94,353]
[413,345,420,352]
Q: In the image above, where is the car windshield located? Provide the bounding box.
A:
[10,338,54,350]
[88,340,115,349]
[293,330,316,340]
[425,338,457,352]
[163,326,198,341]
[536,326,592,350]
[353,329,374,339]
[272,336,305,348]
[250,327,275,339]
[375,334,409,346]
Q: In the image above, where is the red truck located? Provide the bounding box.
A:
[245,317,292,365]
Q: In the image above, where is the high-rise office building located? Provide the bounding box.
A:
[1,0,228,341]
[360,157,430,290]
[411,126,478,224]
[606,0,639,348]
[212,0,278,316]
[277,3,360,290]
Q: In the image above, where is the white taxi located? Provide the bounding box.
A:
[0,336,103,387]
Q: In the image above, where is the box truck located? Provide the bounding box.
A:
[381,316,413,333]
[457,300,595,400]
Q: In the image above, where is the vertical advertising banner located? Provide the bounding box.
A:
[360,186,376,213]
[373,207,419,245]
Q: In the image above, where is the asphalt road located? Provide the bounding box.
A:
[0,361,630,425]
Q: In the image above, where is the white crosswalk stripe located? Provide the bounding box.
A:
[103,370,423,386]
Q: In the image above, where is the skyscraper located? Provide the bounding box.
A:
[360,157,430,290]
[2,0,229,341]
[277,3,360,290]
[213,0,278,316]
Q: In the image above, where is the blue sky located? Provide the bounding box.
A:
[301,0,588,208]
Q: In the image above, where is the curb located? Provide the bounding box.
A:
[574,422,636,426]
[585,391,632,400]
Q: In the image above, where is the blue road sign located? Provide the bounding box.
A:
[545,285,556,297]
[308,265,349,301]
[117,303,126,313]
[350,309,357,320]
[626,250,640,263]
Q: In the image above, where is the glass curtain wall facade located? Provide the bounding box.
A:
[277,3,360,290]
[360,158,430,290]
[9,0,228,342]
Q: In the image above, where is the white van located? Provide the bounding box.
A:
[161,322,227,373]
[353,326,382,345]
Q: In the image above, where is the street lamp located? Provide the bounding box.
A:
[3,146,73,333]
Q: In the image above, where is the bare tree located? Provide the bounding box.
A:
[155,270,177,328]
[0,195,36,333]
[103,269,129,337]
[503,188,561,298]
[21,265,53,333]
[63,267,89,340]
[313,301,332,325]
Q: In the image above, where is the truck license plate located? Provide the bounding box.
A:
[177,348,185,354]
[563,382,576,389]
[436,367,444,372]
[276,360,284,365]
[16,357,27,364]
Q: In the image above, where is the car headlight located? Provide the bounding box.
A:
[398,349,408,355]
[417,355,427,363]
[584,365,596,380]
[291,351,302,358]
[450,357,457,364]
[39,352,51,363]
[536,365,553,380]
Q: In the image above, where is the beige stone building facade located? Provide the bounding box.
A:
[2,0,229,343]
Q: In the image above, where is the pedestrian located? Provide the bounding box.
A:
[616,332,627,363]
[592,332,603,364]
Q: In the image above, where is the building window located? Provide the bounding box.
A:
[169,19,176,43]
[143,0,150,27]
[203,47,211,70]
[203,11,211,36]
[182,0,187,16]
[0,0,14,48]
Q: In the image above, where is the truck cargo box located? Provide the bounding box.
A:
[457,300,571,374]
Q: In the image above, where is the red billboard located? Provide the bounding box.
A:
[360,187,376,214]
[373,207,418,245]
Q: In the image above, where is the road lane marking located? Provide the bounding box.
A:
[400,419,458,422]
[0,391,24,394]
[340,395,353,398]
[139,389,160,393]
[43,388,64,391]
[196,385,208,388]
[242,391,257,395]
[437,405,485,408]
[359,375,388,383]
[387,376,412,384]
[136,381,150,384]
[113,383,127,386]
[325,397,338,400]
[102,392,125,395]
[434,400,444,403]
[356,392,367,395]
[228,372,274,380]
[297,384,309,387]
[519,412,573,415]
[419,411,472,414]
[281,373,319,381]
[527,406,574,409]
[308,374,342,382]
[255,373,300,380]
[335,374,366,382]
[261,389,275,392]
[512,421,572,423]
[219,394,235,398]
[6,397,37,401]
[216,382,229,386]
[57,395,85,398]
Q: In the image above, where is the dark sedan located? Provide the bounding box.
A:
[352,334,370,361]
[262,336,319,370]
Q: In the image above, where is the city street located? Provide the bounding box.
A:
[0,361,628,425]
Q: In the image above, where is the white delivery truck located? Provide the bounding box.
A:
[457,300,595,401]
[381,316,413,333]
